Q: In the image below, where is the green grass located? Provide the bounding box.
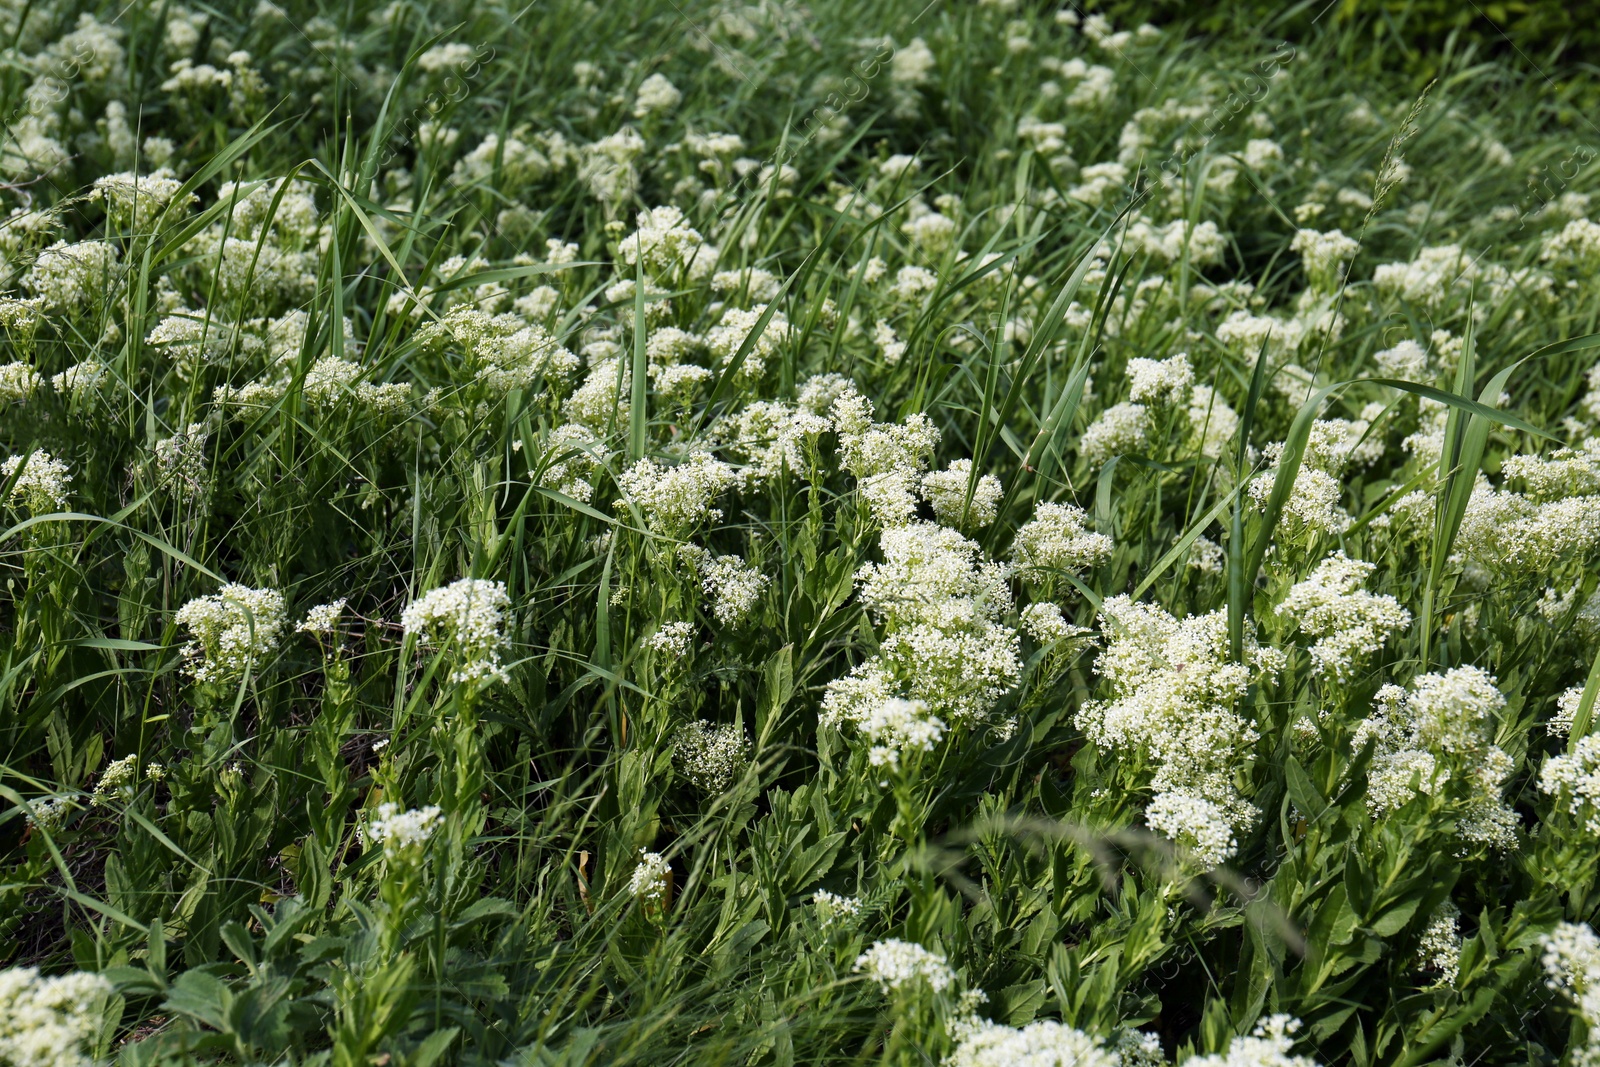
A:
[3,1,1600,1064]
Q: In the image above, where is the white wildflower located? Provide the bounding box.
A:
[944,1017,1118,1067]
[1417,902,1461,985]
[362,802,442,860]
[673,720,750,793]
[615,452,738,532]
[632,73,681,117]
[857,696,946,771]
[175,583,287,684]
[649,621,695,658]
[1540,735,1600,836]
[1081,402,1148,465]
[1182,1015,1319,1067]
[629,849,671,901]
[0,966,111,1067]
[1145,790,1239,870]
[297,599,347,635]
[1011,502,1113,580]
[1541,921,1600,1057]
[694,553,768,626]
[1290,228,1359,289]
[811,889,862,925]
[400,578,513,686]
[853,939,954,993]
[1126,352,1194,406]
[1274,553,1410,680]
[2,451,72,512]
[0,361,43,403]
[920,459,1002,528]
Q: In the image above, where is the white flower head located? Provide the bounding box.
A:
[400,578,512,686]
[2,451,72,513]
[629,849,671,901]
[853,938,954,993]
[811,888,862,926]
[1012,502,1113,579]
[0,966,112,1067]
[945,1017,1118,1067]
[297,599,347,635]
[632,72,682,117]
[858,696,946,772]
[920,458,1002,528]
[649,621,695,658]
[673,720,750,793]
[175,583,287,684]
[362,802,442,861]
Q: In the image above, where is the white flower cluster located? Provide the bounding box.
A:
[1019,602,1085,646]
[1290,228,1359,289]
[944,1017,1118,1067]
[1183,1015,1320,1067]
[672,720,750,794]
[1079,596,1281,869]
[632,73,682,118]
[852,938,955,993]
[0,966,111,1067]
[1541,217,1600,269]
[362,802,443,861]
[1081,352,1240,466]
[24,240,121,311]
[831,387,941,527]
[648,621,695,658]
[297,599,347,635]
[1144,791,1239,870]
[24,796,73,833]
[1416,902,1462,985]
[1501,439,1600,501]
[414,306,579,399]
[629,849,671,901]
[1126,352,1195,405]
[1453,469,1600,578]
[1,450,72,513]
[714,398,830,483]
[1550,685,1589,737]
[857,696,947,772]
[811,888,862,926]
[174,583,287,684]
[920,458,1003,529]
[400,578,513,686]
[91,170,193,229]
[90,753,162,807]
[535,423,603,502]
[1355,668,1519,850]
[681,548,768,626]
[1125,218,1226,264]
[1542,921,1600,1061]
[616,452,739,533]
[825,523,1021,744]
[616,205,714,280]
[705,304,792,383]
[1371,243,1547,312]
[1216,310,1305,358]
[1274,552,1410,680]
[1539,735,1600,836]
[1081,401,1150,465]
[0,361,43,403]
[1011,501,1113,584]
[1247,443,1352,539]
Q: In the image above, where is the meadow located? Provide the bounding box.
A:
[3,0,1600,1063]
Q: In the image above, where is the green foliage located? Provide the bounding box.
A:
[1,0,1600,1065]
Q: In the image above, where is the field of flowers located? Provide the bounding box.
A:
[4,0,1600,1063]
